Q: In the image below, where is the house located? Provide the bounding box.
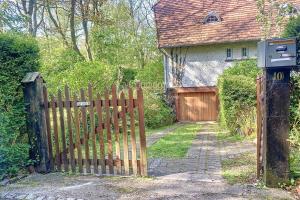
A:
[153,0,300,122]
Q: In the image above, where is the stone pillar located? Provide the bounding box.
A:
[22,72,50,173]
[263,68,290,187]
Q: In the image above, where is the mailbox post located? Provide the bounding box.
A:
[258,38,299,187]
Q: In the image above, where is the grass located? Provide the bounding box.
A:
[71,123,178,159]
[217,131,256,143]
[221,152,256,185]
[146,123,179,136]
[147,123,201,158]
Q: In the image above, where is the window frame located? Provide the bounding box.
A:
[203,12,221,24]
[226,48,233,60]
[242,47,248,58]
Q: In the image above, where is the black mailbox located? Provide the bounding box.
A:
[257,38,299,68]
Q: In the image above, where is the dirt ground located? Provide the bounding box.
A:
[0,123,297,200]
[0,173,297,200]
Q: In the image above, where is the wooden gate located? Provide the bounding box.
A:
[175,87,218,121]
[256,75,265,178]
[43,83,147,176]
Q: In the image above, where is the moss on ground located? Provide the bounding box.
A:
[221,152,256,185]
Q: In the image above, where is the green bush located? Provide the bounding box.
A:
[282,16,300,177]
[135,59,175,128]
[135,59,164,84]
[43,61,118,95]
[218,60,260,135]
[0,33,40,179]
[289,73,300,177]
[143,92,175,129]
[282,15,300,38]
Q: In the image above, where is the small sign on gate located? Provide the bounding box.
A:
[76,101,91,107]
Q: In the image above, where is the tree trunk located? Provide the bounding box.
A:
[80,0,93,61]
[46,1,69,47]
[70,0,84,59]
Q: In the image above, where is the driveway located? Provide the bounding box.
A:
[0,123,295,200]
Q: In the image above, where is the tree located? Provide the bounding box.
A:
[256,0,297,39]
[282,15,300,37]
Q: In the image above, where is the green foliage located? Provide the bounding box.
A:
[143,92,175,128]
[91,2,158,69]
[282,18,300,177]
[218,60,260,135]
[43,61,118,95]
[135,59,175,129]
[222,60,261,80]
[289,73,300,178]
[282,15,300,38]
[148,124,201,158]
[0,33,40,179]
[119,67,137,87]
[135,59,164,83]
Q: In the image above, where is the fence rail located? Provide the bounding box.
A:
[43,83,147,176]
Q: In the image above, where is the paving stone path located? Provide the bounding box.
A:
[149,122,223,182]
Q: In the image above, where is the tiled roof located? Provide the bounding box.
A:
[154,0,300,48]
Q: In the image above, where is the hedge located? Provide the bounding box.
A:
[0,33,40,179]
[217,60,260,135]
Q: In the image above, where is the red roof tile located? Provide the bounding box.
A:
[154,0,300,48]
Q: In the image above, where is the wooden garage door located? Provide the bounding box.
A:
[178,92,217,121]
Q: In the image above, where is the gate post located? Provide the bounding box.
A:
[263,69,290,187]
[22,72,50,173]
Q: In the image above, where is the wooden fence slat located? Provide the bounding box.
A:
[128,88,138,175]
[96,93,106,174]
[58,90,69,172]
[51,96,61,171]
[112,85,121,174]
[88,84,98,174]
[65,86,76,172]
[81,89,91,173]
[43,86,54,170]
[105,90,114,174]
[136,83,148,176]
[69,159,141,169]
[121,92,130,175]
[74,95,83,173]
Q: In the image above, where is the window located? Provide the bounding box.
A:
[226,48,233,59]
[204,12,221,24]
[206,15,219,23]
[242,48,248,58]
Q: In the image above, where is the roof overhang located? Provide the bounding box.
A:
[158,38,262,49]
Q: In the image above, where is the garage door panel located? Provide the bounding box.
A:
[178,92,217,121]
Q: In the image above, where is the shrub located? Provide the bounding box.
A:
[282,16,300,176]
[143,92,175,129]
[282,15,300,38]
[135,59,175,129]
[43,61,118,95]
[217,60,260,135]
[135,59,164,84]
[0,33,40,179]
[289,73,300,177]
[119,67,137,87]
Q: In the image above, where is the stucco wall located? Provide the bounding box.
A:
[163,41,258,88]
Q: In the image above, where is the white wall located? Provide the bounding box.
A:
[163,41,258,88]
